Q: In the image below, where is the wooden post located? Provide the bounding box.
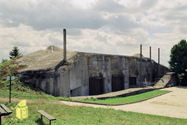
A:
[63,29,66,61]
[140,44,142,87]
[9,76,11,103]
[150,46,152,83]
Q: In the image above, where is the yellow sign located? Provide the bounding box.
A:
[11,100,28,120]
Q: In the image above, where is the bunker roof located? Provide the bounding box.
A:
[16,45,77,72]
[16,45,168,72]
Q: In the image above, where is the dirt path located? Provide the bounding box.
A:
[60,86,187,119]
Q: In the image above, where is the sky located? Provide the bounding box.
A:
[0,0,187,67]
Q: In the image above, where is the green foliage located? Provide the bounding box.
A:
[0,57,26,91]
[1,58,8,63]
[169,39,187,85]
[9,46,20,59]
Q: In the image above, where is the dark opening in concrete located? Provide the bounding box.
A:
[112,75,124,92]
[89,77,104,95]
[129,77,137,88]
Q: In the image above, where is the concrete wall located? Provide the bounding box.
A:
[19,53,169,97]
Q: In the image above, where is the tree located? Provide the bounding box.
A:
[9,46,20,59]
[169,39,187,85]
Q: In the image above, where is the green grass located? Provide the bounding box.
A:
[76,90,170,105]
[0,89,70,102]
[1,101,187,125]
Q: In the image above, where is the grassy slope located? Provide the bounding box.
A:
[1,101,187,125]
[77,90,170,104]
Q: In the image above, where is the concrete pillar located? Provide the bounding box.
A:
[63,29,66,61]
[158,48,160,78]
[140,44,142,87]
[150,46,152,83]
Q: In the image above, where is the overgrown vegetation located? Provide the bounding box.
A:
[76,90,170,105]
[0,56,27,91]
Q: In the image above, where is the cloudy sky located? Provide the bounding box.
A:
[0,0,187,67]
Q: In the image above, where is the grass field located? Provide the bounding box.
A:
[76,90,170,105]
[1,101,187,125]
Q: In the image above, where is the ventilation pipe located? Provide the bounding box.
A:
[150,46,152,83]
[55,29,67,71]
[63,29,66,61]
[140,44,142,87]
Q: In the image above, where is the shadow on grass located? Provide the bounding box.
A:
[35,118,46,125]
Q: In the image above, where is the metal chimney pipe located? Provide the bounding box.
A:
[158,48,160,79]
[140,44,142,87]
[63,29,66,61]
[150,46,152,83]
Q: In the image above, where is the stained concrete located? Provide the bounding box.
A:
[17,46,169,97]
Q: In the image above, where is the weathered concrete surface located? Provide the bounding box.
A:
[17,45,169,97]
[154,72,176,89]
[16,45,77,72]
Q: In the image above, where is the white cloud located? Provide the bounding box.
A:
[0,0,187,67]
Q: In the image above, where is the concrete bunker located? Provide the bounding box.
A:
[16,45,169,97]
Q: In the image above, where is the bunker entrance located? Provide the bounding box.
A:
[129,77,137,88]
[112,75,124,92]
[89,77,104,95]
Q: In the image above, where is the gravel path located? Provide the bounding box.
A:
[61,86,187,119]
